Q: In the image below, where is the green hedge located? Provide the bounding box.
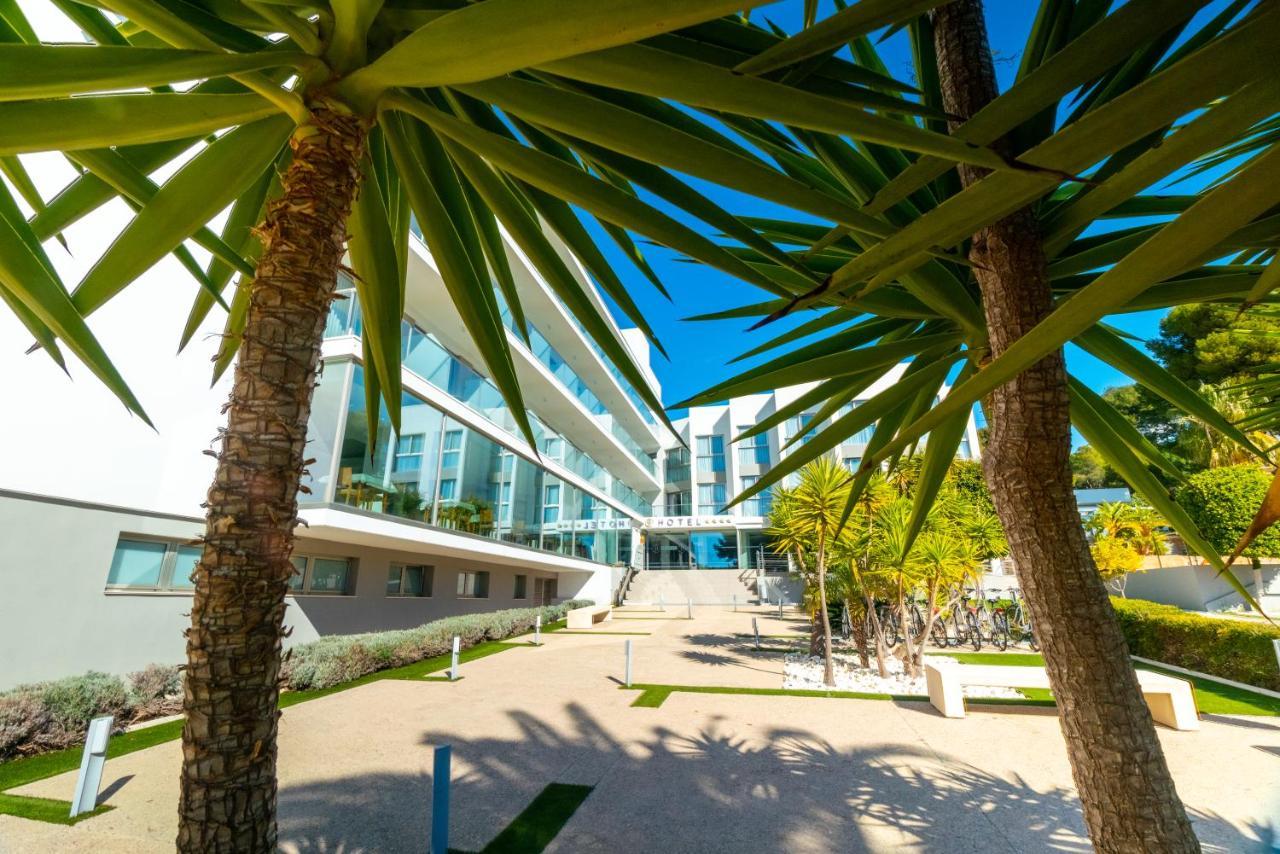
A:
[1111,598,1280,692]
[280,600,592,691]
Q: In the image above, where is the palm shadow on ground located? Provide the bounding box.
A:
[275,702,1271,853]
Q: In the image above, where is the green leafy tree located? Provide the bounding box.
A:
[1090,537,1143,596]
[689,2,1279,846]
[0,3,1000,847]
[1176,464,1280,568]
[1151,303,1280,384]
[1071,444,1125,488]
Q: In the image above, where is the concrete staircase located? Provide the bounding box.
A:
[622,570,759,606]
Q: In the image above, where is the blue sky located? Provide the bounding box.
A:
[574,1,1231,426]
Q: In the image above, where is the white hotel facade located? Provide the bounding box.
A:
[0,224,978,688]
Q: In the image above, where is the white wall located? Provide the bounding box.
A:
[0,491,607,689]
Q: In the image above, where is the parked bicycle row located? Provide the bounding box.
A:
[839,587,1037,653]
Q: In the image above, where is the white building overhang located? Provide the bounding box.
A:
[299,504,606,576]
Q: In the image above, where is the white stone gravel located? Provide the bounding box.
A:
[783,652,1025,700]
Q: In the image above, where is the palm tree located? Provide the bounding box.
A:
[1127,504,1171,566]
[1085,501,1137,541]
[685,2,1279,848]
[1,4,1034,848]
[766,457,850,686]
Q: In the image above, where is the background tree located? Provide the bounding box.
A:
[688,2,1279,848]
[1177,464,1280,568]
[1151,303,1280,384]
[1090,536,1144,596]
[1070,444,1125,488]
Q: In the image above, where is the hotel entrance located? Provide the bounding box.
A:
[643,528,738,569]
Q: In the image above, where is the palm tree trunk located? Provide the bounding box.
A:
[931,4,1198,850]
[816,537,835,686]
[178,97,369,853]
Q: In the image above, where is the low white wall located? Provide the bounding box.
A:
[0,491,606,689]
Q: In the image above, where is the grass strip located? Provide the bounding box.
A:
[622,683,932,708]
[0,792,113,825]
[0,630,558,824]
[472,783,593,854]
[934,652,1280,716]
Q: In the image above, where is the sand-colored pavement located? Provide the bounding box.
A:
[2,606,1277,852]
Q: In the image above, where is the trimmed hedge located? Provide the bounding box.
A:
[280,600,592,691]
[1111,597,1280,691]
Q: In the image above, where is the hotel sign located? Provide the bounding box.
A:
[643,515,737,529]
[554,518,638,532]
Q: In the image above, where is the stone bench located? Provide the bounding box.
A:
[566,603,613,629]
[923,660,1199,731]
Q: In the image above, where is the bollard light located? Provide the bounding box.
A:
[778,596,783,618]
[431,744,452,854]
[753,617,760,651]
[625,639,633,688]
[687,598,693,620]
[450,635,460,681]
[70,716,113,818]
[732,594,737,613]
[534,613,542,646]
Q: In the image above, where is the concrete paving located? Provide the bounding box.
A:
[2,606,1277,852]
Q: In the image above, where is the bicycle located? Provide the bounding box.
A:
[984,592,1011,652]
[1007,587,1038,651]
[952,588,983,651]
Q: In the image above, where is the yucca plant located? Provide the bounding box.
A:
[0,1,1042,849]
[678,1,1280,849]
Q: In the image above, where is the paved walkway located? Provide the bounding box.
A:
[2,606,1277,852]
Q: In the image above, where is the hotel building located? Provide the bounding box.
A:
[0,224,978,688]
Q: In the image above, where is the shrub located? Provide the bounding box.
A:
[127,664,183,720]
[1175,464,1280,564]
[0,672,132,760]
[1111,597,1280,691]
[280,600,591,691]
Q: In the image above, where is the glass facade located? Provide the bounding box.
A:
[306,362,640,566]
[323,291,652,516]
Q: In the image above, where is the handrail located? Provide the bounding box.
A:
[614,563,638,607]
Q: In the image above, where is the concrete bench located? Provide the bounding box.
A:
[923,661,1199,731]
[566,603,613,629]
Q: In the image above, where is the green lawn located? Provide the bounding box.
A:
[624,653,1280,716]
[462,783,593,854]
[933,652,1280,716]
[0,628,563,824]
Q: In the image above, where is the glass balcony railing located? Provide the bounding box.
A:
[323,289,652,515]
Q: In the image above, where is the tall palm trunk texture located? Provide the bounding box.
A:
[816,537,835,686]
[931,3,1199,850]
[179,98,369,853]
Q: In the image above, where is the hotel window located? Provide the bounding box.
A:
[848,402,875,444]
[697,483,726,515]
[736,429,769,466]
[106,537,208,592]
[665,490,691,516]
[665,447,690,482]
[387,563,432,597]
[696,435,725,473]
[457,570,490,599]
[543,482,561,523]
[514,574,528,600]
[303,557,354,594]
[785,413,817,445]
[441,429,463,469]
[393,433,425,473]
[439,479,457,500]
[843,457,861,472]
[541,436,564,462]
[739,475,771,516]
